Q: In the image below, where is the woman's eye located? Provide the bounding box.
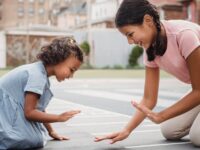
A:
[128,33,133,37]
[70,69,74,73]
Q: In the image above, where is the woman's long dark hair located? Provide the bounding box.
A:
[115,0,167,61]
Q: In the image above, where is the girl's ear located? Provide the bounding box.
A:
[143,14,154,27]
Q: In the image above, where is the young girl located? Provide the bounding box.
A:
[0,36,83,149]
[95,0,200,147]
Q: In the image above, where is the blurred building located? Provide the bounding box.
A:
[0,0,75,67]
[71,0,200,30]
[0,0,199,30]
[150,0,200,24]
[75,0,120,29]
[89,0,119,28]
[57,0,87,29]
[179,0,200,24]
[1,0,200,68]
[0,0,72,30]
[0,0,49,29]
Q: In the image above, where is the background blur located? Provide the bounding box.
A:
[0,0,200,70]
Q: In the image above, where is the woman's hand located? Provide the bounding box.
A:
[49,131,69,140]
[131,101,165,124]
[58,110,81,122]
[94,129,130,144]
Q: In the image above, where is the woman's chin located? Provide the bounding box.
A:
[56,78,63,82]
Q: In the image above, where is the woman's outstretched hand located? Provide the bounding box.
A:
[131,101,165,124]
[94,129,130,144]
[58,110,81,122]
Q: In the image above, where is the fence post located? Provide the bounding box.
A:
[0,31,6,68]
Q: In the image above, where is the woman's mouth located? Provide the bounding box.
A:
[135,41,143,47]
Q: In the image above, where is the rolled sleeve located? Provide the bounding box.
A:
[178,30,200,59]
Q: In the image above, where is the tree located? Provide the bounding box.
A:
[128,46,143,67]
[80,41,90,56]
[80,41,90,67]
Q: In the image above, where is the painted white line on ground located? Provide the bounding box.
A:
[65,122,158,127]
[92,129,160,136]
[48,98,131,117]
[125,142,192,149]
[64,89,175,107]
[75,115,130,118]
[119,89,185,98]
[65,89,136,102]
[48,98,152,124]
[50,78,145,83]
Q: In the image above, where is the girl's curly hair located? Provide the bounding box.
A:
[37,36,83,66]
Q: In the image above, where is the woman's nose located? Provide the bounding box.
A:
[70,73,74,78]
[127,37,135,44]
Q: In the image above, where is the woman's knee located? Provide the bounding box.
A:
[161,123,177,140]
[190,132,200,147]
[189,112,200,147]
[160,122,189,140]
[189,124,200,147]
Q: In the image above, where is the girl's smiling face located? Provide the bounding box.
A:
[118,14,157,49]
[53,56,81,82]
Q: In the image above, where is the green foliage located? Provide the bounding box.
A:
[113,65,124,69]
[128,46,144,67]
[80,41,90,56]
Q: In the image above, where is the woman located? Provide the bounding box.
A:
[95,0,200,146]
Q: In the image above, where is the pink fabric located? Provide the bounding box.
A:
[143,20,200,84]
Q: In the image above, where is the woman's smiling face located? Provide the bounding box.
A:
[118,14,157,49]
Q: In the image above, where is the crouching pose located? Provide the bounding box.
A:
[0,37,83,149]
[95,0,200,147]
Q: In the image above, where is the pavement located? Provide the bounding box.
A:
[37,78,198,150]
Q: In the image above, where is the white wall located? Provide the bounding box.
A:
[0,31,6,68]
[91,0,118,21]
[74,29,133,68]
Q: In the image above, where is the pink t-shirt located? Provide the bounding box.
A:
[144,20,200,84]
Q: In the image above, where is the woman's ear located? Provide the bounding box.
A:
[143,14,154,27]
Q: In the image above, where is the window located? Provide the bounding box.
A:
[65,0,71,3]
[18,7,24,17]
[52,9,59,15]
[29,0,34,3]
[96,11,98,18]
[104,8,107,15]
[29,7,34,16]
[39,0,45,3]
[56,0,60,3]
[39,8,45,15]
[187,5,192,21]
[18,0,24,3]
[0,11,2,20]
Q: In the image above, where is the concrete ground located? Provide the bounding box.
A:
[37,78,198,150]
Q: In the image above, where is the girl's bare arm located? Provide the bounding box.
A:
[24,92,80,123]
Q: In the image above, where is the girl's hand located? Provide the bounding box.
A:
[49,131,69,140]
[94,129,130,144]
[131,101,165,124]
[58,110,81,122]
